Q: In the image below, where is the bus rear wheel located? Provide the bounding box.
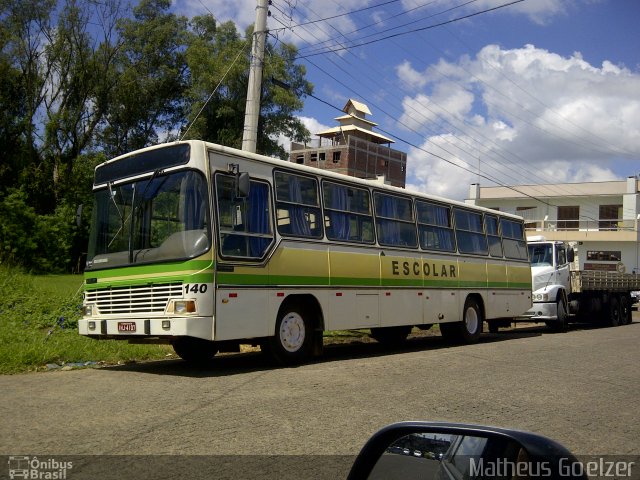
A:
[267,304,314,365]
[440,298,483,344]
[172,337,218,364]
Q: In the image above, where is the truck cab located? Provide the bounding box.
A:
[519,238,574,329]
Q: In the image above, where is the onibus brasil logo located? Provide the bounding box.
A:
[7,456,73,479]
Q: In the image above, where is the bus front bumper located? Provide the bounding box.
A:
[78,317,214,341]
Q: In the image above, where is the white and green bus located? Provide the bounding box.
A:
[79,140,532,364]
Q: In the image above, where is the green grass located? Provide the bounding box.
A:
[0,266,171,374]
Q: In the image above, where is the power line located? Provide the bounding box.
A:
[305,89,554,207]
[297,0,523,59]
[279,1,582,200]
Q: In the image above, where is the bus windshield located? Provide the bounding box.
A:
[528,243,553,267]
[86,170,210,270]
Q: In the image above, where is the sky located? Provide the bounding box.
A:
[173,0,640,201]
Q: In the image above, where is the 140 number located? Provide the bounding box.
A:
[184,284,208,294]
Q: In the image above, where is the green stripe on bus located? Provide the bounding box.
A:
[84,272,215,290]
[84,259,213,280]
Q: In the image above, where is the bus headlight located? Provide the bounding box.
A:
[533,293,549,302]
[170,300,196,314]
[83,304,94,316]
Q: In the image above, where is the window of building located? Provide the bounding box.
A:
[587,251,621,261]
[415,201,455,252]
[332,151,341,163]
[454,209,488,255]
[323,182,374,243]
[295,154,304,164]
[599,204,622,230]
[274,171,323,238]
[319,152,326,161]
[557,206,579,230]
[374,193,417,248]
[484,215,503,257]
[516,206,538,229]
[310,152,317,162]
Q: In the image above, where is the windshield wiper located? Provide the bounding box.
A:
[107,181,126,249]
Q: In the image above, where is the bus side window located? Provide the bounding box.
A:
[484,214,503,257]
[454,208,488,255]
[274,171,323,239]
[215,174,273,259]
[323,182,374,244]
[416,200,455,252]
[374,192,417,248]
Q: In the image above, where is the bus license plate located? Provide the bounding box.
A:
[118,322,136,332]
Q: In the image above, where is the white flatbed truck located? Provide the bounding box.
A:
[492,238,640,331]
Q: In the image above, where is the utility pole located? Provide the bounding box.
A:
[242,0,269,153]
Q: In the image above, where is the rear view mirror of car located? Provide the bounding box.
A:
[347,422,588,480]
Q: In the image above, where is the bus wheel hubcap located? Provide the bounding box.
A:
[465,308,478,334]
[280,313,306,352]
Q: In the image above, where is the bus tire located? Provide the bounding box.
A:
[172,337,217,364]
[370,326,411,345]
[440,297,483,344]
[268,304,314,365]
[609,296,621,327]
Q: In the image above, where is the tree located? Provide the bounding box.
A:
[98,0,189,157]
[183,18,312,158]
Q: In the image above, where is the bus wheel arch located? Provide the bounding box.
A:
[268,294,324,364]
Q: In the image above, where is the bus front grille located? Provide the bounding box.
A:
[85,282,183,314]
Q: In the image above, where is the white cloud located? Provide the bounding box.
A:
[396,44,640,200]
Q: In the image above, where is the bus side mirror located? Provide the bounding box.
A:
[567,247,574,263]
[236,172,250,198]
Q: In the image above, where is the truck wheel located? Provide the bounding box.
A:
[172,337,217,364]
[267,304,314,365]
[370,326,411,345]
[546,298,568,332]
[608,296,621,327]
[619,295,631,325]
[440,297,483,344]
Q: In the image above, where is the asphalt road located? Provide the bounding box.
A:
[1,313,639,479]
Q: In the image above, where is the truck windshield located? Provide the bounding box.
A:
[86,170,210,270]
[528,244,553,267]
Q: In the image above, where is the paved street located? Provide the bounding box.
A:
[1,313,639,478]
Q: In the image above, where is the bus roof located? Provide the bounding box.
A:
[99,140,525,222]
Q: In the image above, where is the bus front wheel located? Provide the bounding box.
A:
[268,304,314,365]
[172,337,218,364]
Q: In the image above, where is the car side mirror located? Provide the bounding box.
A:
[567,247,575,263]
[347,422,588,480]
